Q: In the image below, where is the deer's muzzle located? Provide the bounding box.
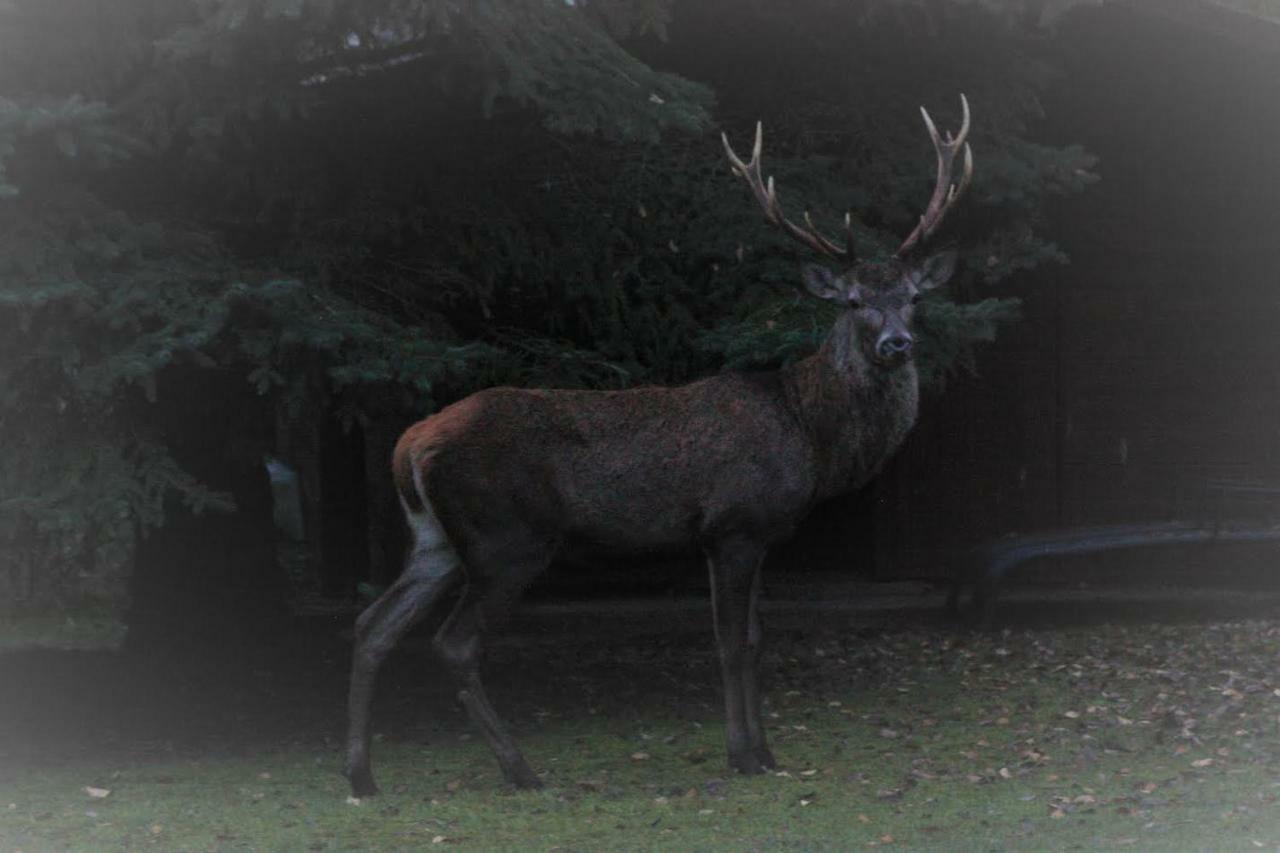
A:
[876,333,913,361]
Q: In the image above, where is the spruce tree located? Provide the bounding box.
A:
[0,0,1097,614]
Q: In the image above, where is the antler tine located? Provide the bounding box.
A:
[959,140,974,191]
[895,93,974,259]
[950,91,971,149]
[722,122,854,262]
[803,210,848,258]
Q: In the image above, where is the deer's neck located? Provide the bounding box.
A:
[781,327,920,501]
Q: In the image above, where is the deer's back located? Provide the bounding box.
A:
[394,376,818,554]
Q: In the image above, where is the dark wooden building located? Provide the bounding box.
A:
[867,3,1280,580]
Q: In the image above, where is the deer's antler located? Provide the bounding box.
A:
[722,122,856,262]
[894,94,973,258]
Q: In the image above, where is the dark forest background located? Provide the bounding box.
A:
[2,0,1278,640]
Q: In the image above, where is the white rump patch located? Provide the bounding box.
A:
[401,494,453,552]
[402,461,462,570]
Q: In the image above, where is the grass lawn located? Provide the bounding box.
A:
[3,598,1280,850]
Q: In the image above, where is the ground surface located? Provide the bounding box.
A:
[3,580,1280,850]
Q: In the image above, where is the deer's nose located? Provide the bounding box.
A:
[877,334,913,359]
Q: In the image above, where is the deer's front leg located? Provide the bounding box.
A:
[707,536,773,775]
[740,561,775,770]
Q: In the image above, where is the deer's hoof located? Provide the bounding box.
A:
[506,766,544,790]
[729,751,768,776]
[345,765,379,798]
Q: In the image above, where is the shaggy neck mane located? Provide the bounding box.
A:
[780,322,919,500]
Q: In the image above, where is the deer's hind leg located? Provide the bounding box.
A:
[345,505,463,797]
[432,539,553,790]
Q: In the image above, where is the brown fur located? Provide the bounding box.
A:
[396,339,917,559]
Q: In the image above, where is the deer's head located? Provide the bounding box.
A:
[723,95,972,369]
[800,252,956,366]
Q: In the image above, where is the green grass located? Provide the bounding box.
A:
[3,618,1280,850]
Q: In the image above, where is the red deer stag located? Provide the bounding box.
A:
[345,95,974,794]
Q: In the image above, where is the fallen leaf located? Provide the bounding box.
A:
[83,787,110,799]
[684,748,709,764]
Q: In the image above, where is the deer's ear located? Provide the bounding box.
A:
[913,250,958,291]
[801,264,850,302]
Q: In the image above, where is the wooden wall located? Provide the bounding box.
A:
[875,5,1280,579]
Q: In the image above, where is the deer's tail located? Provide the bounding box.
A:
[392,434,427,515]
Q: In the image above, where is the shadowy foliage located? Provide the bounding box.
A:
[0,0,1097,611]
